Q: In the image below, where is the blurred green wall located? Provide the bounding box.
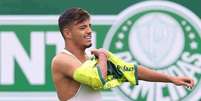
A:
[0,0,200,17]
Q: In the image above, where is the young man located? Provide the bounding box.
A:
[51,8,194,101]
[51,8,104,101]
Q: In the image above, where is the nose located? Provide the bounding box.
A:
[86,27,92,34]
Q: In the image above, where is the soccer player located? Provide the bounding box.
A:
[51,8,194,101]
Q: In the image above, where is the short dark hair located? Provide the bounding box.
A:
[58,8,90,39]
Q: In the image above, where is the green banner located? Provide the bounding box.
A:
[0,1,201,101]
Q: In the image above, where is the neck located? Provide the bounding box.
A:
[65,41,86,62]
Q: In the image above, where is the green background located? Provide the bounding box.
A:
[0,0,200,18]
[0,0,201,100]
[0,0,200,91]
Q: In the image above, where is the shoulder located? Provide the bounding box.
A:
[52,52,81,69]
[52,53,71,67]
[51,53,81,77]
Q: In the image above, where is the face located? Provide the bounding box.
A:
[66,19,92,49]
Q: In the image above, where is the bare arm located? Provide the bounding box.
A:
[138,65,194,88]
[138,65,171,82]
[97,53,107,78]
[91,49,108,79]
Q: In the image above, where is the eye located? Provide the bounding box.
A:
[79,25,86,30]
[79,27,85,30]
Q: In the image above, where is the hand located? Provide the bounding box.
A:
[170,76,194,89]
[91,48,108,58]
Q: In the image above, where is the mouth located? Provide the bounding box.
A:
[84,35,92,41]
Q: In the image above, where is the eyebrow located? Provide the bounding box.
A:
[79,24,91,28]
[79,25,87,28]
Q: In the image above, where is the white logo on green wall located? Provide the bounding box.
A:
[103,1,201,101]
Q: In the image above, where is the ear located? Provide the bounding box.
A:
[63,28,72,39]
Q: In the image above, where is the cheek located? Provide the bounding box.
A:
[73,33,84,41]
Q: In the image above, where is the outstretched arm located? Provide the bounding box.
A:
[91,48,195,89]
[138,65,194,88]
